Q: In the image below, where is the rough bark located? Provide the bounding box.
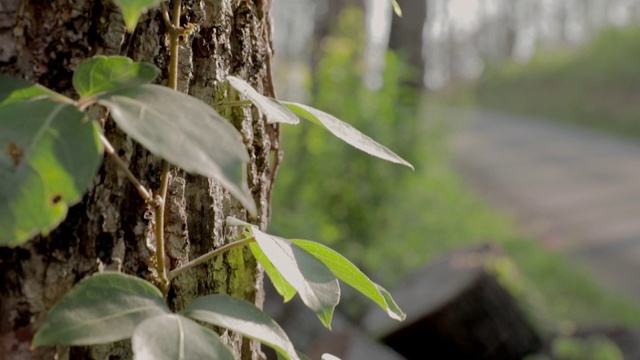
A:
[0,0,276,359]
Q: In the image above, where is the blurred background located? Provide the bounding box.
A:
[265,0,640,358]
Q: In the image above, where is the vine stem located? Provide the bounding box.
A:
[168,237,255,281]
[99,134,154,202]
[212,100,253,108]
[155,0,182,296]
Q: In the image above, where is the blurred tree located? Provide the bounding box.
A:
[389,0,427,89]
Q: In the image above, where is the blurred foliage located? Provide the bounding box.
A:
[526,335,623,360]
[270,8,424,281]
[466,26,640,138]
[271,8,640,327]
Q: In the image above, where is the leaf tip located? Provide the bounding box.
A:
[392,0,403,17]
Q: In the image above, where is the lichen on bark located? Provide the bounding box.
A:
[0,1,277,359]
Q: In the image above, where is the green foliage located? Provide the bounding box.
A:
[231,218,341,328]
[0,74,68,105]
[73,56,160,98]
[471,26,640,139]
[271,8,421,281]
[132,314,234,360]
[98,84,257,215]
[14,2,412,357]
[548,335,623,360]
[292,239,405,321]
[283,101,413,169]
[230,217,405,326]
[0,55,257,246]
[0,99,102,246]
[184,295,300,360]
[34,273,304,360]
[271,8,640,329]
[112,0,163,32]
[227,76,300,125]
[32,273,170,347]
[250,242,298,302]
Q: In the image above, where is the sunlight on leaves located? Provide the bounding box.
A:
[0,100,102,246]
[250,243,298,302]
[32,273,170,347]
[113,0,163,33]
[227,76,300,124]
[184,295,300,360]
[283,102,414,169]
[227,217,340,328]
[73,56,159,99]
[293,240,406,321]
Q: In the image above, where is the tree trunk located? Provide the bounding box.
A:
[0,1,276,359]
[388,0,427,89]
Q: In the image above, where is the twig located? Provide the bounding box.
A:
[168,237,255,280]
[99,134,153,203]
[155,0,182,296]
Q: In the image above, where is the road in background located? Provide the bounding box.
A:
[451,110,640,301]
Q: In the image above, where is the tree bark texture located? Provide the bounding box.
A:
[0,1,277,359]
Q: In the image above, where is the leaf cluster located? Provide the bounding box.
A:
[2,2,413,358]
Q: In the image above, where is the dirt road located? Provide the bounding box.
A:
[452,110,640,301]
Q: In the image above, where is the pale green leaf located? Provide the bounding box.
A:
[293,240,406,321]
[278,351,312,360]
[183,294,300,360]
[132,314,234,360]
[226,76,299,124]
[227,217,297,301]
[113,0,163,32]
[32,273,170,347]
[250,226,340,328]
[0,74,71,106]
[250,242,297,302]
[0,100,103,246]
[73,56,159,98]
[98,84,256,215]
[392,0,403,17]
[282,102,413,169]
[322,354,342,360]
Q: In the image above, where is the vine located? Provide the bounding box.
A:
[0,1,409,359]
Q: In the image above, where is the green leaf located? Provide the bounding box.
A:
[183,294,300,360]
[278,351,312,360]
[283,102,414,169]
[112,0,163,33]
[98,84,256,215]
[392,0,403,17]
[0,100,103,246]
[250,226,340,328]
[322,354,342,360]
[250,243,297,302]
[32,272,170,347]
[226,76,300,125]
[132,314,234,360]
[0,74,71,106]
[73,56,159,98]
[293,240,406,321]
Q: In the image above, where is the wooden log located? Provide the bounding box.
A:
[364,244,542,359]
